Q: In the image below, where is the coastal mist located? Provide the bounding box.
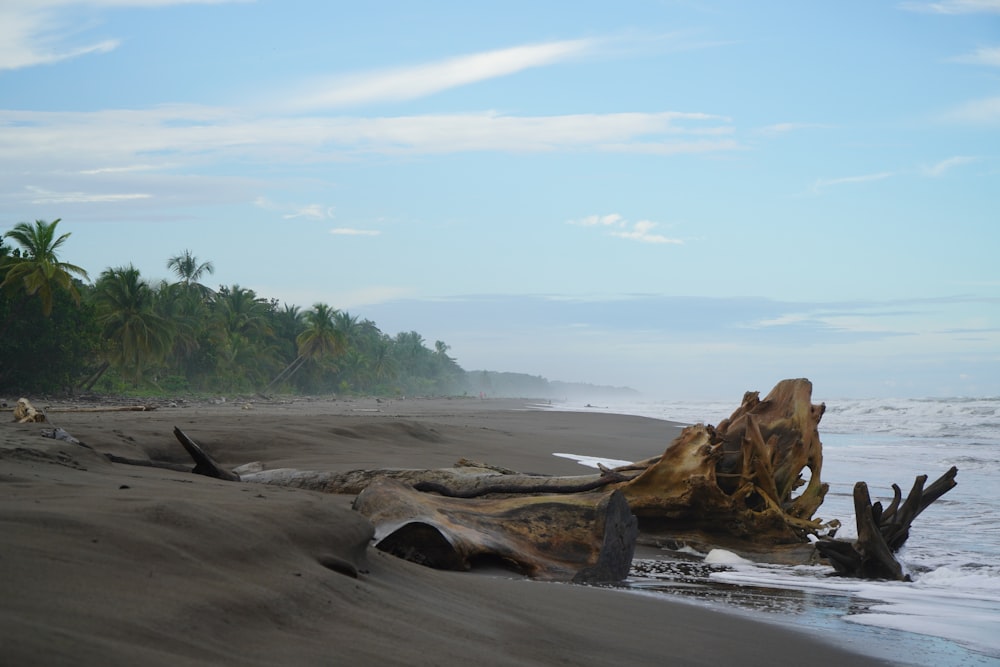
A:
[546,396,1000,665]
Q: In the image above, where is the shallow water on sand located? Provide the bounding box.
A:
[546,396,1000,664]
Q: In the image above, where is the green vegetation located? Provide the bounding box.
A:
[0,219,466,397]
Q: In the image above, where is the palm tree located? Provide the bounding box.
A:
[166,249,215,297]
[432,340,462,394]
[366,335,398,391]
[92,265,173,386]
[154,279,203,375]
[213,284,272,339]
[264,303,346,392]
[207,285,278,389]
[0,219,89,335]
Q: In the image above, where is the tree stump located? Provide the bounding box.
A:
[816,467,958,580]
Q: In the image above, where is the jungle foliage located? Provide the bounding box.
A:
[0,221,465,397]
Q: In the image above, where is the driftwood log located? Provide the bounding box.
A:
[13,398,46,423]
[816,466,959,580]
[354,478,637,583]
[154,378,957,582]
[611,378,831,544]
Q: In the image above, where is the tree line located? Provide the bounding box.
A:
[0,219,465,397]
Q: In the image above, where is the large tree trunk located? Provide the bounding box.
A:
[353,478,637,583]
[79,360,110,392]
[262,354,307,394]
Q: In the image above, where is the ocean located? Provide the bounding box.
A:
[545,396,1000,665]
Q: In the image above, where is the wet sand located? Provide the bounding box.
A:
[0,396,905,666]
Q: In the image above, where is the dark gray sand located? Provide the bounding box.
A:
[0,396,906,666]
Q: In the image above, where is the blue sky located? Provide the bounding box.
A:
[1,1,998,399]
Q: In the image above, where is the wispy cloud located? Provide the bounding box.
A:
[287,39,598,111]
[568,213,682,245]
[78,163,169,175]
[570,214,625,227]
[0,108,737,168]
[898,0,1000,13]
[942,95,1000,124]
[282,204,331,220]
[601,138,741,155]
[950,45,1000,66]
[610,220,682,244]
[920,155,978,176]
[753,122,833,137]
[330,228,380,236]
[810,171,893,194]
[24,184,151,204]
[0,0,238,71]
[0,106,736,220]
[253,197,335,220]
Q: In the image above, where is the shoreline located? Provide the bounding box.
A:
[2,396,914,666]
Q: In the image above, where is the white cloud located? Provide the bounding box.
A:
[24,184,151,203]
[943,95,1000,124]
[569,214,682,245]
[78,163,168,175]
[609,219,682,245]
[288,39,598,110]
[330,228,380,236]
[753,122,832,137]
[600,139,741,155]
[810,171,893,193]
[0,0,239,71]
[950,45,1000,67]
[282,204,328,220]
[0,106,736,221]
[568,214,625,227]
[898,0,1000,13]
[254,197,334,220]
[0,108,737,168]
[921,155,978,176]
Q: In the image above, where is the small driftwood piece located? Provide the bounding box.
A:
[172,427,240,482]
[13,398,46,423]
[816,467,958,581]
[353,478,637,583]
[47,405,156,413]
[40,427,84,446]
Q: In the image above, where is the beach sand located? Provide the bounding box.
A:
[0,396,904,666]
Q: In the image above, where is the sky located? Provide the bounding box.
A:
[1,0,998,400]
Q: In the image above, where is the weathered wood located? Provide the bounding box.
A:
[241,464,637,497]
[47,405,156,413]
[412,469,628,498]
[40,427,85,447]
[13,398,46,423]
[161,379,958,583]
[815,467,958,580]
[172,427,240,482]
[353,478,637,583]
[353,379,832,545]
[609,378,832,544]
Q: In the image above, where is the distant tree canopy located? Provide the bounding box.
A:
[1,219,637,399]
[0,220,468,397]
